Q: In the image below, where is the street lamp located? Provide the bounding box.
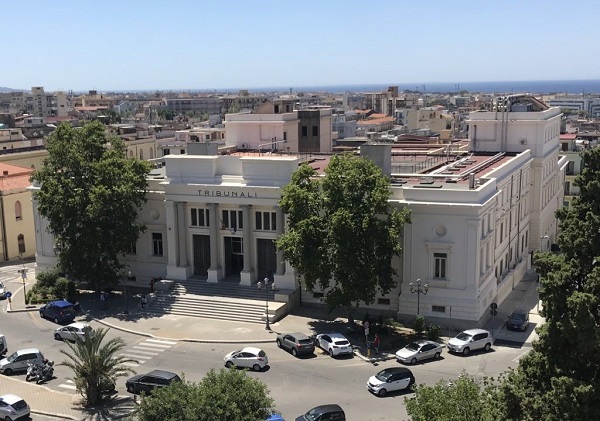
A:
[19,253,27,305]
[257,277,275,330]
[409,279,428,315]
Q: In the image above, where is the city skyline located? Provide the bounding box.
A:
[4,0,600,92]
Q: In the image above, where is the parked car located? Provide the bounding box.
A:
[54,322,95,342]
[0,281,6,299]
[447,329,493,356]
[39,300,75,324]
[126,370,181,395]
[314,333,353,357]
[507,310,530,331]
[0,394,30,421]
[395,340,443,364]
[295,404,346,421]
[0,348,45,376]
[367,367,415,396]
[224,347,269,371]
[276,332,315,357]
[0,334,7,356]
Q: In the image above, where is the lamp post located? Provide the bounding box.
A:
[257,277,275,330]
[540,235,549,252]
[19,253,27,305]
[409,279,428,315]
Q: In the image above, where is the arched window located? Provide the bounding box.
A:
[129,150,134,158]
[140,150,144,160]
[18,234,25,254]
[15,201,22,220]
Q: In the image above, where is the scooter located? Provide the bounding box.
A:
[26,362,42,382]
[35,360,54,384]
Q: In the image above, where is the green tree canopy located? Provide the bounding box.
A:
[32,121,152,291]
[59,328,137,407]
[277,153,410,321]
[137,368,276,421]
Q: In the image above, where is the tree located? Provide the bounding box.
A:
[59,328,137,407]
[405,374,501,421]
[494,146,600,420]
[137,368,276,421]
[277,153,411,322]
[32,121,152,291]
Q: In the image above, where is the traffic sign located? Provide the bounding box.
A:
[490,303,498,310]
[5,292,11,298]
[490,308,498,316]
[364,321,370,330]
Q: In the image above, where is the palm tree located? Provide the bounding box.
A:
[59,327,138,407]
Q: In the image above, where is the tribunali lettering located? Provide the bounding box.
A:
[198,190,258,198]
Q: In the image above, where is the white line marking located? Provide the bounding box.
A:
[58,384,77,390]
[131,346,164,354]
[513,350,530,362]
[122,362,141,367]
[135,342,172,349]
[144,338,177,345]
[119,353,154,360]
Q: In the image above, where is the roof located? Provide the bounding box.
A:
[0,163,34,193]
[241,346,264,354]
[461,329,490,335]
[0,394,25,405]
[14,348,41,355]
[48,300,73,307]
[65,322,90,329]
[560,133,577,140]
[145,370,180,380]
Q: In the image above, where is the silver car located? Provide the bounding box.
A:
[395,340,443,364]
[0,394,30,421]
[0,281,6,298]
[54,322,95,342]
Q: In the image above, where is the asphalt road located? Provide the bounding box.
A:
[2,300,532,421]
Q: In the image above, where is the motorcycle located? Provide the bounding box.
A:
[35,360,54,384]
[26,362,42,382]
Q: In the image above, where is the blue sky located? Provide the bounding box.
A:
[3,0,599,91]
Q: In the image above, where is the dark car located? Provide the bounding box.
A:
[295,404,345,421]
[39,300,75,324]
[276,332,315,357]
[507,311,530,331]
[126,370,181,395]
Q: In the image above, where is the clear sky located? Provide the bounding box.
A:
[3,0,599,91]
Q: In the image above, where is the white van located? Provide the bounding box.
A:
[0,348,45,376]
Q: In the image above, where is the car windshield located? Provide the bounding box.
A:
[6,351,18,362]
[455,332,473,341]
[405,342,420,351]
[511,313,526,321]
[304,408,325,421]
[334,340,349,346]
[375,370,394,382]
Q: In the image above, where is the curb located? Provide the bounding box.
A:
[31,409,78,420]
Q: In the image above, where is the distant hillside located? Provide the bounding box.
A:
[0,87,23,93]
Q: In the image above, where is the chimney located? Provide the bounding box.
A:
[468,173,476,189]
[2,171,8,176]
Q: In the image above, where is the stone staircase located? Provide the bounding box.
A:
[145,278,281,324]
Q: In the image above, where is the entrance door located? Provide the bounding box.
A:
[192,235,210,277]
[256,238,277,281]
[224,236,244,277]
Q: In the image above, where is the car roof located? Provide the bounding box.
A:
[461,329,490,335]
[414,339,438,345]
[309,404,344,413]
[0,394,24,405]
[325,333,347,339]
[66,322,90,329]
[241,346,264,354]
[15,348,41,355]
[283,332,311,339]
[144,370,179,380]
[49,300,73,307]
[379,367,413,375]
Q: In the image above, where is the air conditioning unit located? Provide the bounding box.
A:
[520,139,527,145]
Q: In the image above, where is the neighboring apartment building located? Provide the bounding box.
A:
[405,107,453,134]
[0,87,68,117]
[559,133,592,207]
[164,96,222,116]
[546,95,600,118]
[331,111,358,139]
[225,100,333,153]
[0,163,35,261]
[31,95,566,329]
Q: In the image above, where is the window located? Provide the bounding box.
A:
[312,125,318,136]
[283,131,287,141]
[140,150,144,160]
[152,233,163,256]
[432,305,446,313]
[433,252,447,279]
[301,126,308,137]
[163,148,170,156]
[180,149,185,154]
[221,210,243,231]
[255,211,276,231]
[190,208,210,227]
[377,298,390,305]
[274,105,279,113]
[15,201,22,220]
[18,234,25,254]
[127,242,137,255]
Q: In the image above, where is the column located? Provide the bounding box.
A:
[275,206,285,276]
[239,204,254,286]
[176,203,187,266]
[207,203,221,283]
[165,200,177,268]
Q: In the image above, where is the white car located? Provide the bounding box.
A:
[0,281,6,298]
[315,333,353,357]
[0,394,30,421]
[224,347,268,371]
[367,367,415,397]
[395,340,443,364]
[54,322,95,342]
[447,329,493,356]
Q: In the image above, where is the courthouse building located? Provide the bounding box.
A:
[32,96,566,328]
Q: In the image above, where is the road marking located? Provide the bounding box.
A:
[130,346,163,354]
[145,338,177,345]
[119,353,154,360]
[28,311,45,329]
[134,342,172,349]
[58,380,77,391]
[122,361,142,367]
[513,350,530,362]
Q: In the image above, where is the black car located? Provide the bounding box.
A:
[126,370,181,395]
[506,311,530,331]
[295,404,346,421]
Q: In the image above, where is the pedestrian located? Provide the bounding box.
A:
[149,279,155,294]
[140,295,147,310]
[100,292,107,310]
[373,333,381,354]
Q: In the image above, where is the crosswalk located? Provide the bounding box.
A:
[56,338,178,392]
[118,338,178,368]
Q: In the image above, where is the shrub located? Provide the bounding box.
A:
[426,324,442,340]
[52,277,71,301]
[36,269,61,288]
[412,315,426,335]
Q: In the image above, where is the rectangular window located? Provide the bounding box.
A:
[163,148,170,156]
[377,298,391,305]
[221,210,243,231]
[180,149,185,154]
[283,131,287,141]
[301,126,308,137]
[432,305,446,313]
[255,211,277,231]
[190,208,210,227]
[152,233,163,256]
[312,125,318,136]
[433,252,447,279]
[127,242,137,255]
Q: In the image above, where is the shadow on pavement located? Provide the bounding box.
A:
[76,395,136,421]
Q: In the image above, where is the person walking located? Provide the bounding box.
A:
[140,295,147,310]
[373,333,381,354]
[100,291,107,311]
